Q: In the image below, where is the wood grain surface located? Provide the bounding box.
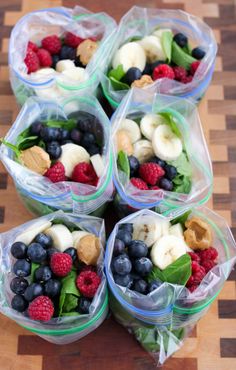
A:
[0,0,236,369]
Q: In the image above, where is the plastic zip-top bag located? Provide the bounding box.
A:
[105,208,236,364]
[9,6,116,105]
[0,95,114,217]
[112,87,213,217]
[0,211,108,344]
[101,6,217,109]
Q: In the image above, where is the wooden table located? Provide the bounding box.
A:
[0,0,236,369]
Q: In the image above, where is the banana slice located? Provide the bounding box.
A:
[45,224,73,252]
[31,68,56,79]
[15,221,52,245]
[90,154,105,178]
[140,114,166,140]
[56,60,75,72]
[133,140,154,164]
[119,118,141,143]
[132,222,162,247]
[169,223,184,239]
[151,235,187,270]
[62,67,87,82]
[152,124,182,161]
[152,28,173,39]
[139,36,166,63]
[112,42,146,73]
[59,143,90,178]
[161,221,170,236]
[72,230,90,247]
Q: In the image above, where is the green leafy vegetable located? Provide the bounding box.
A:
[172,174,192,194]
[108,64,126,81]
[109,76,129,91]
[171,210,191,226]
[172,41,197,70]
[62,294,78,313]
[158,112,182,139]
[161,31,173,63]
[167,152,192,177]
[117,150,130,178]
[52,218,80,232]
[38,140,46,150]
[126,36,142,42]
[45,119,77,131]
[30,263,40,282]
[17,136,39,151]
[59,270,80,316]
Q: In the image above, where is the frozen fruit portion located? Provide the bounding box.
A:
[37,48,52,67]
[27,242,47,263]
[42,35,61,55]
[173,66,187,81]
[11,295,28,312]
[27,41,39,53]
[130,178,148,190]
[153,64,175,80]
[50,252,72,277]
[139,162,165,186]
[11,242,27,259]
[20,146,51,175]
[76,271,101,298]
[77,297,91,314]
[112,254,132,275]
[71,162,98,185]
[24,283,44,302]
[198,246,218,261]
[10,277,29,295]
[24,49,40,73]
[28,295,54,322]
[76,39,98,66]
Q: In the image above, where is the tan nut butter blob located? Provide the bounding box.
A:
[76,40,98,66]
[20,146,51,175]
[116,130,134,155]
[184,217,213,250]
[76,234,100,265]
[131,75,154,88]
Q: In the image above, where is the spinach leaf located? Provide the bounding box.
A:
[52,218,80,232]
[126,36,142,42]
[45,119,77,131]
[38,140,46,150]
[173,175,192,194]
[109,76,129,91]
[61,311,79,317]
[158,112,182,139]
[30,263,40,282]
[171,210,191,226]
[161,31,173,63]
[117,150,130,178]
[167,152,192,177]
[62,294,78,313]
[172,41,197,70]
[108,64,126,81]
[17,136,39,151]
[59,270,80,316]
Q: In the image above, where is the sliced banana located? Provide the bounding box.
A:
[31,68,56,79]
[140,114,166,140]
[169,223,184,239]
[152,124,182,161]
[161,221,170,236]
[151,235,187,270]
[72,230,90,247]
[62,67,87,82]
[45,224,73,252]
[15,221,52,245]
[139,36,166,63]
[35,86,61,100]
[119,118,141,143]
[90,154,105,178]
[133,140,154,164]
[132,222,162,247]
[152,28,173,39]
[112,42,146,73]
[56,59,75,72]
[59,143,90,178]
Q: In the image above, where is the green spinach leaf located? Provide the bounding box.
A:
[161,31,173,63]
[158,112,182,139]
[117,150,130,178]
[45,119,77,131]
[173,175,192,194]
[59,270,80,316]
[167,152,192,177]
[109,76,129,91]
[62,294,78,313]
[108,64,126,81]
[30,262,40,282]
[171,210,191,226]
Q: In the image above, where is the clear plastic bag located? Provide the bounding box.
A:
[9,6,116,105]
[0,211,108,344]
[0,95,114,216]
[101,6,217,109]
[105,208,236,364]
[111,88,213,216]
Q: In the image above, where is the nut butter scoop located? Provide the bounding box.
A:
[20,146,51,175]
[76,234,100,266]
[184,217,213,250]
[131,75,153,88]
[116,130,134,156]
[76,39,98,66]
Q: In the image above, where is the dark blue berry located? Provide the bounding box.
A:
[142,63,152,75]
[192,47,205,60]
[27,243,47,263]
[74,56,83,67]
[46,141,62,160]
[119,223,133,234]
[113,255,132,275]
[123,67,142,85]
[52,54,60,69]
[77,112,95,132]
[44,279,61,298]
[24,283,44,302]
[11,295,28,312]
[113,273,133,288]
[113,239,125,256]
[10,277,29,295]
[60,45,76,60]
[116,230,132,246]
[133,279,148,294]
[40,126,61,142]
[134,257,153,277]
[47,247,58,260]
[128,240,148,259]
[13,259,31,277]
[159,177,173,191]
[34,266,52,283]
[77,297,91,314]
[128,155,140,176]
[148,279,162,293]
[86,144,100,156]
[11,242,27,259]
[60,129,70,141]
[164,164,177,180]
[34,233,52,248]
[30,121,43,136]
[64,247,77,262]
[150,156,166,168]
[173,33,188,48]
[81,133,96,147]
[70,128,83,144]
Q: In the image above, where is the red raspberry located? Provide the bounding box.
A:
[76,271,101,298]
[64,32,84,48]
[181,75,193,84]
[50,253,72,277]
[188,285,198,293]
[190,61,200,76]
[139,163,165,186]
[37,48,52,67]
[191,261,201,273]
[153,64,175,81]
[192,266,206,284]
[130,178,148,190]
[173,66,187,81]
[42,35,61,55]
[28,296,54,322]
[24,50,40,73]
[27,41,38,53]
[186,275,194,287]
[188,252,200,263]
[201,259,216,273]
[71,162,98,185]
[149,185,160,190]
[198,246,218,262]
[44,162,66,183]
[81,265,96,273]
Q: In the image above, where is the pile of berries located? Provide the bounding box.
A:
[152,61,200,84]
[187,247,218,292]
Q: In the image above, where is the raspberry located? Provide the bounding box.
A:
[188,285,198,293]
[191,261,201,273]
[42,35,61,55]
[190,61,200,76]
[50,253,72,277]
[37,48,52,67]
[28,296,54,322]
[153,64,175,80]
[24,50,40,73]
[27,41,38,53]
[201,259,216,273]
[130,178,148,190]
[173,66,187,81]
[192,266,206,284]
[149,185,160,190]
[198,246,218,262]
[188,252,200,263]
[139,163,165,186]
[64,32,84,48]
[181,75,193,84]
[81,265,96,273]
[186,275,194,287]
[44,162,66,183]
[71,162,98,185]
[76,271,101,298]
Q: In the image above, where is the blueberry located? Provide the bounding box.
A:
[113,273,133,288]
[113,239,125,257]
[10,277,29,295]
[60,129,70,141]
[128,240,148,259]
[13,259,31,277]
[133,279,148,294]
[134,257,153,277]
[148,279,162,293]
[24,283,44,302]
[60,45,76,60]
[192,47,205,60]
[128,155,140,176]
[27,243,47,263]
[64,247,77,262]
[77,297,91,314]
[52,54,60,69]
[11,242,27,259]
[119,223,133,234]
[30,121,43,136]
[116,230,132,246]
[34,233,52,248]
[150,156,166,168]
[77,112,95,132]
[44,279,61,298]
[46,141,62,160]
[35,266,52,283]
[40,127,61,142]
[86,144,100,156]
[70,128,83,144]
[173,33,188,48]
[11,295,28,312]
[159,177,173,191]
[142,63,152,75]
[151,60,165,71]
[81,133,96,147]
[164,164,177,180]
[130,272,141,281]
[112,255,132,275]
[47,247,58,260]
[123,67,142,85]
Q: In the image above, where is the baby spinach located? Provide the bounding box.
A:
[45,118,76,131]
[58,269,80,316]
[172,41,196,70]
[161,31,173,63]
[158,112,182,139]
[30,262,40,282]
[52,218,80,232]
[108,64,126,81]
[117,150,130,178]
[109,76,129,91]
[167,152,192,177]
[171,210,191,227]
[173,174,192,194]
